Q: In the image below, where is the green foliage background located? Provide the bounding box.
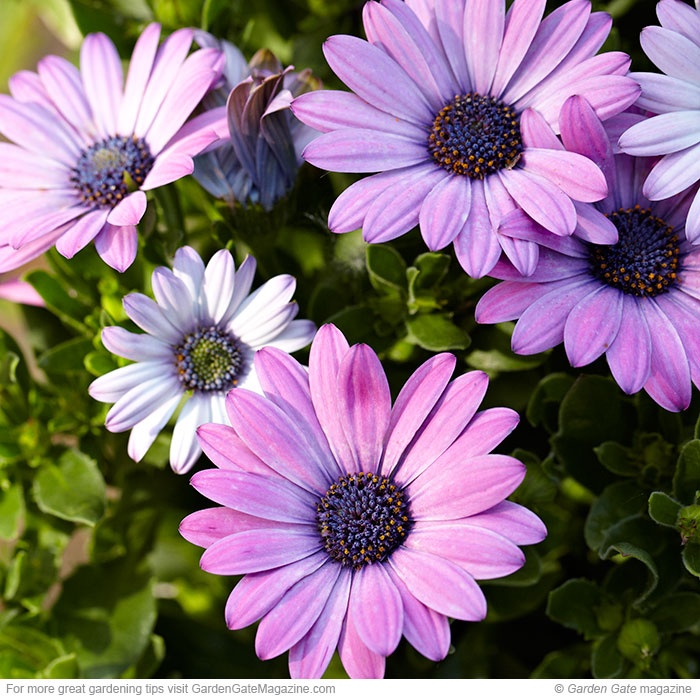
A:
[0,0,698,680]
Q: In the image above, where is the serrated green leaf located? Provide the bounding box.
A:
[33,449,106,526]
[405,314,470,351]
[0,483,25,540]
[648,491,682,528]
[547,579,606,639]
[674,439,700,504]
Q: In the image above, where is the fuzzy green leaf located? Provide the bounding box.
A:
[405,314,470,351]
[674,439,700,504]
[547,579,606,639]
[33,449,106,526]
[648,491,682,528]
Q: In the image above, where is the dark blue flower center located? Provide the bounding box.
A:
[71,135,155,208]
[175,326,245,392]
[428,93,522,179]
[590,205,680,297]
[316,472,411,569]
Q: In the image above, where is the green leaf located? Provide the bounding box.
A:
[38,337,94,375]
[546,579,606,640]
[649,592,700,632]
[552,376,635,493]
[526,372,575,432]
[54,561,157,678]
[595,441,638,477]
[648,491,682,528]
[0,624,68,679]
[405,314,470,351]
[592,633,625,678]
[616,619,660,670]
[84,350,119,377]
[42,654,79,679]
[0,482,25,540]
[584,481,647,553]
[682,542,700,578]
[674,439,700,504]
[366,244,407,295]
[33,449,106,526]
[406,252,451,311]
[25,270,92,333]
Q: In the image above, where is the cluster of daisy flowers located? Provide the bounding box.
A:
[2,0,700,682]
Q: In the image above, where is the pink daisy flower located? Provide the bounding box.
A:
[476,97,700,412]
[0,24,226,273]
[291,0,640,277]
[180,323,546,678]
[618,0,700,242]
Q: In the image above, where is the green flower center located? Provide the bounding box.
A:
[175,326,245,392]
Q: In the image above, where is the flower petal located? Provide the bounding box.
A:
[389,547,487,621]
[336,343,391,473]
[200,527,322,575]
[349,564,403,656]
[564,285,623,367]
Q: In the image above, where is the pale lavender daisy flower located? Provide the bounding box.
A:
[618,0,700,242]
[0,24,227,273]
[476,96,700,412]
[179,323,546,678]
[291,0,640,277]
[89,246,316,474]
[193,33,320,211]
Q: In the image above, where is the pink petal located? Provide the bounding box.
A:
[393,371,489,484]
[409,454,526,520]
[200,527,322,575]
[80,32,123,137]
[389,547,487,621]
[419,174,472,250]
[190,468,315,523]
[464,501,547,546]
[94,223,139,272]
[337,613,385,679]
[564,285,623,367]
[106,191,147,226]
[224,553,328,630]
[349,564,403,656]
[336,343,391,473]
[289,569,352,679]
[256,563,341,660]
[380,353,456,475]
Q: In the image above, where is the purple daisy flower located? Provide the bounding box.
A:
[89,246,316,474]
[193,33,321,211]
[179,323,546,678]
[476,96,700,412]
[618,0,700,242]
[291,0,640,277]
[0,24,227,273]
